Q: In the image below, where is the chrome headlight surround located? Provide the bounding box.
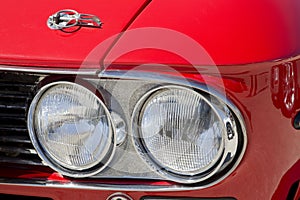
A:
[132,85,241,184]
[19,68,247,188]
[27,81,116,178]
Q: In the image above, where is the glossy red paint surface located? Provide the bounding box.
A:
[0,0,298,68]
[0,0,299,199]
[106,0,300,66]
[0,0,148,68]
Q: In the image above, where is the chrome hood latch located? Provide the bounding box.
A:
[47,9,102,30]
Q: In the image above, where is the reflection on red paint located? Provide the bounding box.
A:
[271,61,298,118]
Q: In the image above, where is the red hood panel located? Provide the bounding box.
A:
[0,0,147,68]
[105,0,300,66]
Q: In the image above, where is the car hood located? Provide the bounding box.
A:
[105,0,300,67]
[0,0,149,68]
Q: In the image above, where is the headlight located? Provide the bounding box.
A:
[132,85,239,183]
[28,81,115,177]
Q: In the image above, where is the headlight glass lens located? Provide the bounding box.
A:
[29,82,115,176]
[137,87,224,175]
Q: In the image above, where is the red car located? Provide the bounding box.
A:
[0,0,299,199]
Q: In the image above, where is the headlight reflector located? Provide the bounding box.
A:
[28,82,115,177]
[140,88,223,175]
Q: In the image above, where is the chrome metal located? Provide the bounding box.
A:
[0,127,27,132]
[0,179,185,191]
[0,146,37,155]
[107,193,133,200]
[0,67,247,190]
[132,85,239,184]
[0,54,298,75]
[27,81,116,178]
[0,74,41,167]
[111,112,127,146]
[0,156,43,166]
[47,9,102,30]
[94,70,247,187]
[0,65,98,75]
[0,135,31,144]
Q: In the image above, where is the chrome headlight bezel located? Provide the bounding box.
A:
[27,81,116,178]
[132,85,241,184]
[23,70,247,188]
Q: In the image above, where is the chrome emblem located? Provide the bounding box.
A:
[47,9,102,31]
[106,193,132,200]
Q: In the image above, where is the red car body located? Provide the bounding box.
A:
[0,0,299,199]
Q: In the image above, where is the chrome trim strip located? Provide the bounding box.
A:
[0,65,99,75]
[0,54,298,75]
[0,179,187,191]
[0,53,297,75]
